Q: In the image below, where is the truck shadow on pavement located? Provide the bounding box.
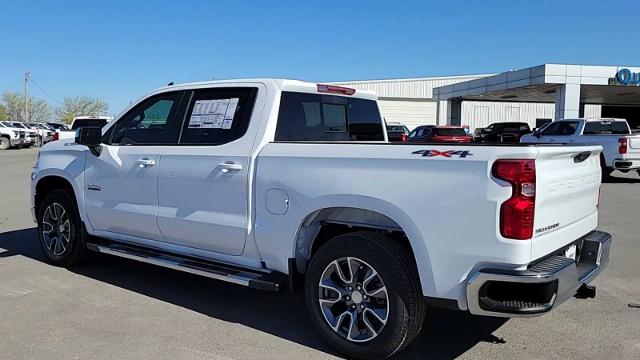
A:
[0,227,508,359]
[604,174,640,183]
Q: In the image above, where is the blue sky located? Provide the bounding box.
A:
[2,0,640,115]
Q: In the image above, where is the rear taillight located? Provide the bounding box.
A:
[401,133,407,142]
[492,159,536,240]
[317,84,356,95]
[53,132,59,141]
[619,138,628,154]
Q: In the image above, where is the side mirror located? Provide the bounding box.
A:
[75,127,102,146]
[533,129,541,138]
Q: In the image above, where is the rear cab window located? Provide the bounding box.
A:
[583,121,630,135]
[275,92,384,141]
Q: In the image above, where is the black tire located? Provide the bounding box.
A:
[305,231,426,359]
[600,154,613,181]
[37,189,87,267]
[0,136,9,150]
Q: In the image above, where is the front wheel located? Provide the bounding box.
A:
[305,231,426,359]
[37,190,87,266]
[0,137,9,150]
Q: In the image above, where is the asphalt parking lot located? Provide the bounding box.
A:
[1,147,639,360]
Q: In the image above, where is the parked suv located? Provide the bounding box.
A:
[407,125,471,143]
[32,79,610,359]
[474,122,532,143]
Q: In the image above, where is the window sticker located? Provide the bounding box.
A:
[223,98,239,129]
[188,98,239,129]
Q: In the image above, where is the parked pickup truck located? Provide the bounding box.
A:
[53,116,112,141]
[474,121,532,143]
[521,118,640,177]
[0,122,26,149]
[31,79,611,359]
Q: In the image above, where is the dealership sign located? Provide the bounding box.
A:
[610,68,640,86]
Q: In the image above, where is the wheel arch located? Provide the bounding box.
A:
[290,202,435,296]
[35,175,78,216]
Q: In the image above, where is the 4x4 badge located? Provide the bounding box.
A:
[412,150,473,158]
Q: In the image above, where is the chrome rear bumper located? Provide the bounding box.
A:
[466,230,611,317]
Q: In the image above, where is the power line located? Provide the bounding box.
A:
[27,76,62,105]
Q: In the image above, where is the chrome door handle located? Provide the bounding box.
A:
[219,162,243,172]
[136,158,156,167]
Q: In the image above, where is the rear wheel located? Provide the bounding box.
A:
[305,231,426,359]
[0,136,9,150]
[37,190,88,266]
[600,154,613,181]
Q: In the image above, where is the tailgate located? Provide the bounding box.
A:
[628,135,640,154]
[531,145,601,260]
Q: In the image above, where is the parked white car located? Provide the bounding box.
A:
[53,116,112,141]
[0,122,26,149]
[521,118,640,177]
[31,79,611,359]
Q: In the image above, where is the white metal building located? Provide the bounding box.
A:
[334,63,640,131]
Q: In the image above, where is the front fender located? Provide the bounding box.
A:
[32,144,88,224]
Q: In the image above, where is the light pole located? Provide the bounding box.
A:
[24,72,31,122]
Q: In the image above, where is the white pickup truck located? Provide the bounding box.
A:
[521,118,640,177]
[31,79,611,359]
[0,122,27,149]
[53,116,112,141]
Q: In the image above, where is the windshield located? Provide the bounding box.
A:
[434,128,467,136]
[541,121,579,136]
[72,119,108,130]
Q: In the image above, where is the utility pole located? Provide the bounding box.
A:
[24,72,31,122]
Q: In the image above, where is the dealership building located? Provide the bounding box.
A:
[335,64,640,131]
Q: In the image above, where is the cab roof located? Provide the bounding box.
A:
[149,78,378,100]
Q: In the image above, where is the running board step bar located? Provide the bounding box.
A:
[86,242,287,291]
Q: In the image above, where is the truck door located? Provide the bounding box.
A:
[156,85,263,256]
[84,91,185,241]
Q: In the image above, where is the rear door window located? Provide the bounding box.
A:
[275,92,384,141]
[179,87,258,145]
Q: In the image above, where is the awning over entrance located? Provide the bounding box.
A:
[433,64,640,122]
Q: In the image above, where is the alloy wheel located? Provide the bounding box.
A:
[41,202,70,256]
[318,257,389,343]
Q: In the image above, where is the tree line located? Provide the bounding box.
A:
[0,92,109,124]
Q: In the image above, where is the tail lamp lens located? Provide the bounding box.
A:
[492,159,536,240]
[619,138,628,154]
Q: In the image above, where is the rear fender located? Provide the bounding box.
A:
[291,195,436,296]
